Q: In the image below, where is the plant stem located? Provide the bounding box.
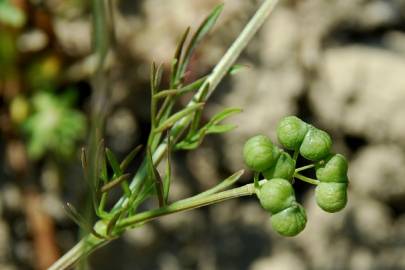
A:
[295,164,315,173]
[47,234,108,270]
[117,183,256,229]
[113,0,279,210]
[49,1,279,268]
[48,183,256,270]
[294,172,319,185]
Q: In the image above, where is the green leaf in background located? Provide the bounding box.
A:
[0,29,17,77]
[0,0,26,28]
[22,91,86,160]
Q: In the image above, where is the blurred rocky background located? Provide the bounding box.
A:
[1,0,405,269]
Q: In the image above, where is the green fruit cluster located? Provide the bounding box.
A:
[315,154,348,212]
[243,135,295,181]
[242,116,349,237]
[258,179,306,236]
[277,116,332,161]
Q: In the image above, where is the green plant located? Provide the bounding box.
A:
[49,0,348,269]
[22,91,86,159]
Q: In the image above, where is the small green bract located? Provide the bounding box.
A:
[243,135,278,172]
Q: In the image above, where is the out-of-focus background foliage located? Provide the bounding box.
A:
[1,0,405,269]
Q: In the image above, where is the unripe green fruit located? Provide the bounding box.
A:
[299,127,332,161]
[316,154,348,183]
[271,204,307,237]
[258,178,295,214]
[263,152,295,180]
[243,135,278,172]
[315,182,347,213]
[277,116,309,150]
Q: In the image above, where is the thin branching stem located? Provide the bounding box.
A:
[49,183,256,270]
[295,164,316,172]
[294,172,319,185]
[49,1,279,269]
[114,0,279,210]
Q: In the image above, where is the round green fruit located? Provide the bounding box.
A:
[258,178,295,214]
[243,135,278,172]
[316,154,348,183]
[271,204,307,237]
[276,116,308,150]
[315,182,348,213]
[299,127,332,161]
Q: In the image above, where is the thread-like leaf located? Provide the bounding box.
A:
[101,173,131,193]
[228,64,249,75]
[120,144,142,172]
[208,108,242,125]
[64,203,103,238]
[205,123,237,134]
[81,147,90,188]
[171,27,190,87]
[178,4,224,79]
[196,170,245,198]
[154,76,207,99]
[154,103,205,133]
[106,210,123,237]
[105,148,123,177]
[147,149,165,207]
[163,133,172,204]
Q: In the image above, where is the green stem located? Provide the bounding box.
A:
[49,1,279,268]
[295,164,315,173]
[48,183,256,270]
[47,234,108,270]
[113,0,279,211]
[293,149,299,161]
[183,170,244,202]
[294,172,319,185]
[117,183,256,229]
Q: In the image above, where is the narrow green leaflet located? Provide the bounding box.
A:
[171,27,190,87]
[205,124,237,134]
[187,170,245,200]
[64,203,103,238]
[228,64,249,75]
[163,134,172,204]
[177,4,224,80]
[147,149,165,207]
[175,107,241,150]
[105,148,123,177]
[120,144,142,172]
[101,173,131,193]
[154,76,207,99]
[154,103,205,133]
[208,107,242,125]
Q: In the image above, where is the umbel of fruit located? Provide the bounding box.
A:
[257,179,307,236]
[315,154,348,212]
